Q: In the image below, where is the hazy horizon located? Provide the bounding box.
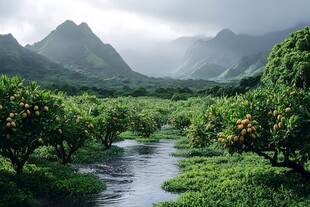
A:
[1,0,310,76]
[1,0,310,51]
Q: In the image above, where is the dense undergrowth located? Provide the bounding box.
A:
[0,139,127,207]
[0,157,106,207]
[155,130,310,207]
[155,153,310,207]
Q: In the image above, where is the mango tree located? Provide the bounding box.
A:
[217,27,310,179]
[94,100,130,149]
[187,97,230,148]
[218,86,309,179]
[169,110,192,135]
[49,94,96,164]
[131,109,164,137]
[262,26,310,87]
[0,75,62,173]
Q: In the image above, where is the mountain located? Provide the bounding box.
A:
[0,33,214,91]
[175,23,310,79]
[0,33,86,84]
[120,36,207,77]
[187,64,226,80]
[214,52,268,82]
[26,20,143,79]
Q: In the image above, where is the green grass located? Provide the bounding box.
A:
[155,153,310,207]
[0,148,107,207]
[172,136,225,157]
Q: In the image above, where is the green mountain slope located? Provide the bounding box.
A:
[214,52,268,82]
[187,64,226,79]
[120,36,206,76]
[26,20,143,79]
[0,33,88,85]
[175,23,310,80]
[0,33,215,92]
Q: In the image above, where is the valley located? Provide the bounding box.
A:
[0,3,309,207]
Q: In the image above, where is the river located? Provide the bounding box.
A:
[47,139,180,207]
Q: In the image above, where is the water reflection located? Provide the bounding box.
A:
[92,139,180,207]
[43,139,180,207]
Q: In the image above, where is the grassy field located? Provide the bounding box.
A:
[155,138,310,207]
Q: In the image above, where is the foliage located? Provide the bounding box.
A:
[0,157,105,207]
[0,175,35,207]
[131,109,164,137]
[217,85,310,179]
[0,75,62,173]
[168,110,192,135]
[205,74,261,97]
[93,99,130,149]
[187,98,230,148]
[71,140,123,163]
[49,94,96,164]
[262,26,310,87]
[155,154,310,207]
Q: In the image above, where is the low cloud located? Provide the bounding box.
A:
[108,0,310,35]
[0,0,309,51]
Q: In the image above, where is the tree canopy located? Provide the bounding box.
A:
[262,26,310,87]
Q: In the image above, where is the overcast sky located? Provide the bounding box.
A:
[0,0,309,51]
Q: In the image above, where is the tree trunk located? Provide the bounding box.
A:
[103,134,110,149]
[285,160,310,180]
[13,160,24,174]
[253,149,310,180]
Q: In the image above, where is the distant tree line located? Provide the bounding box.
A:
[45,75,262,99]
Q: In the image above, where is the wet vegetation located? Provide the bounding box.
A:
[0,25,309,206]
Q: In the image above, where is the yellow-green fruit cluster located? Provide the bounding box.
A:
[217,132,226,143]
[4,111,18,139]
[235,114,260,142]
[272,108,290,131]
[217,132,230,148]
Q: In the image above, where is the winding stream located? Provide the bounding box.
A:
[48,139,180,207]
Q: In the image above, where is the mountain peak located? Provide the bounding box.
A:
[215,29,236,38]
[53,20,78,37]
[0,33,16,41]
[54,20,93,37]
[0,33,20,46]
[56,20,77,29]
[0,33,13,38]
[78,22,89,28]
[78,22,93,33]
[27,20,137,78]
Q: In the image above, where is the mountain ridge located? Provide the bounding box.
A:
[174,23,310,80]
[26,20,143,79]
[0,33,87,85]
[0,31,215,91]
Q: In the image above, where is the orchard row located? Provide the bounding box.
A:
[0,74,309,179]
[0,75,172,172]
